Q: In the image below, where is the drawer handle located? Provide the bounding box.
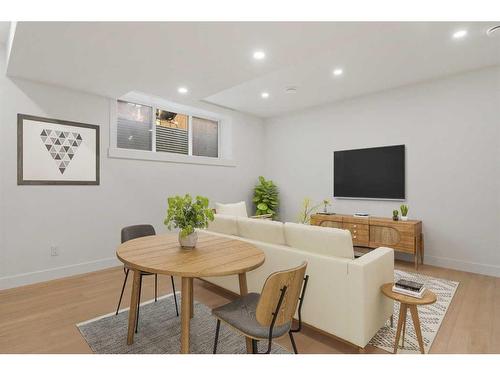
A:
[353,236,357,239]
[353,225,357,228]
[353,230,357,233]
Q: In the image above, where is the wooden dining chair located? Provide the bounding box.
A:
[212,262,309,354]
[115,224,179,332]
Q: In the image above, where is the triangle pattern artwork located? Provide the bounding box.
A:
[40,129,82,174]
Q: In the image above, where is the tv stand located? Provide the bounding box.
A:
[311,213,423,269]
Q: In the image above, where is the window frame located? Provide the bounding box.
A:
[109,92,235,167]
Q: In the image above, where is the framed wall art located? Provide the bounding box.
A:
[17,114,100,185]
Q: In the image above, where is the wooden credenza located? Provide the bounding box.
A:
[310,213,423,269]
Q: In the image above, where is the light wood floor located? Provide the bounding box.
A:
[0,260,498,354]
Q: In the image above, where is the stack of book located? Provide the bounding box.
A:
[392,279,426,298]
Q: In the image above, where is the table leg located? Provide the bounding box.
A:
[127,270,141,345]
[181,277,192,354]
[238,273,253,354]
[393,303,406,354]
[189,277,194,319]
[409,305,425,354]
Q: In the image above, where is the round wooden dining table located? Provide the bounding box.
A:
[116,231,265,354]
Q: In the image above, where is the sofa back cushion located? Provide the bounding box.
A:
[284,222,354,259]
[215,201,248,217]
[206,214,238,236]
[237,217,286,245]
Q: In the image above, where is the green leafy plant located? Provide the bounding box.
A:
[392,209,399,221]
[253,176,279,218]
[400,204,409,217]
[164,194,214,237]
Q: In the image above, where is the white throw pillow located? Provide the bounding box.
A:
[284,222,354,259]
[237,217,286,245]
[206,214,239,236]
[215,201,248,217]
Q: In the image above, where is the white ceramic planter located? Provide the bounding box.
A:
[401,216,408,221]
[178,231,198,249]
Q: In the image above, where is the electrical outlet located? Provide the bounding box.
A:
[50,246,59,256]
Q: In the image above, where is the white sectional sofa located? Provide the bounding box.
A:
[199,214,394,349]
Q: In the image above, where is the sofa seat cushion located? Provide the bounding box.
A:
[237,217,286,245]
[206,214,238,236]
[212,293,291,339]
[215,201,248,217]
[284,222,354,259]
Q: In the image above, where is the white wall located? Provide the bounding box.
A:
[264,67,500,277]
[0,47,266,289]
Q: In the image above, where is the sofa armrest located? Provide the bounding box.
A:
[346,247,394,347]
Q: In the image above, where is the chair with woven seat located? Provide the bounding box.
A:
[212,262,309,354]
[115,224,179,332]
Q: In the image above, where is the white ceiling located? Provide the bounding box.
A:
[6,22,500,118]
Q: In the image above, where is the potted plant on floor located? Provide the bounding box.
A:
[253,176,279,219]
[164,194,214,249]
[400,204,409,221]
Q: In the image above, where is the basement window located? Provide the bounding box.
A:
[155,109,190,155]
[116,101,153,151]
[109,92,233,167]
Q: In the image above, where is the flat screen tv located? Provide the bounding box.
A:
[334,145,405,200]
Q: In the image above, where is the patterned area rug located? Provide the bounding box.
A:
[77,294,289,354]
[369,270,459,354]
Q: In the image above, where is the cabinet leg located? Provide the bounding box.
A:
[420,233,424,265]
[414,235,419,270]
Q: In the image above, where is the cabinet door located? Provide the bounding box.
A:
[319,220,343,229]
[369,225,415,253]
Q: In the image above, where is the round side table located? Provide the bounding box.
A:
[381,283,437,354]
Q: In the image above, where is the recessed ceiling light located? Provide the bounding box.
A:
[253,51,266,60]
[452,29,468,39]
[333,68,343,76]
[178,87,188,94]
[261,92,270,99]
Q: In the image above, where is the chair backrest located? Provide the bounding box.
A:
[121,224,156,244]
[256,262,307,327]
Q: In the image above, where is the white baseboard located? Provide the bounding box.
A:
[424,255,500,278]
[0,257,121,290]
[395,252,500,277]
[1,251,498,291]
